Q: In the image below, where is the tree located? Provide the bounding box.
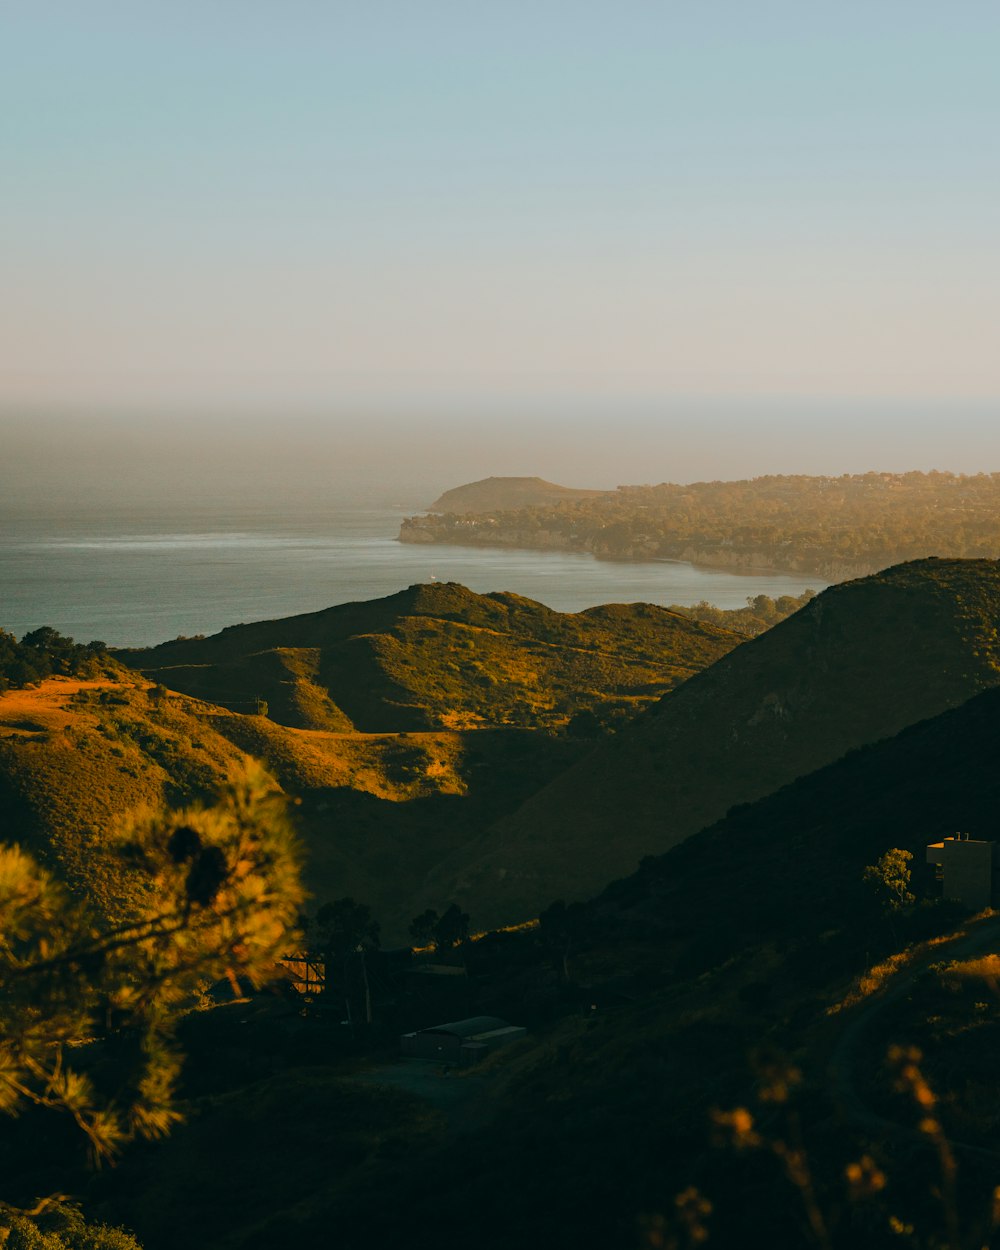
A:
[314,898,380,962]
[863,848,915,914]
[408,909,439,947]
[0,762,303,1223]
[313,898,380,1029]
[863,848,915,943]
[433,903,470,952]
[538,899,590,983]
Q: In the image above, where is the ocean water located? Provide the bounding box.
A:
[0,494,826,648]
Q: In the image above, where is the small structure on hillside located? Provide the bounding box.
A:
[926,835,999,910]
[401,1016,526,1065]
[280,952,327,1000]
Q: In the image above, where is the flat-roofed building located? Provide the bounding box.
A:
[926,835,998,910]
[401,1015,527,1064]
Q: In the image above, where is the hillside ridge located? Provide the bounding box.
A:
[417,557,1000,927]
[426,475,607,514]
[122,582,741,734]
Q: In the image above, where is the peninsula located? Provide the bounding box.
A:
[400,470,1000,578]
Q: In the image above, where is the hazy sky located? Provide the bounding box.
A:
[3,2,999,483]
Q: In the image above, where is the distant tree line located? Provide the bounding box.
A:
[400,470,1000,576]
[667,590,816,637]
[0,626,110,694]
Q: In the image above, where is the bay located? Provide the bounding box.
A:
[0,493,826,648]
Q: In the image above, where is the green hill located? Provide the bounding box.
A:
[121,582,741,733]
[0,674,585,940]
[3,579,742,943]
[422,558,1000,928]
[426,475,607,514]
[0,677,248,918]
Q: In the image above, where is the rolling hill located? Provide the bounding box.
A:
[2,582,741,939]
[77,675,1000,1250]
[425,475,607,514]
[0,674,584,938]
[421,558,1000,928]
[120,582,741,733]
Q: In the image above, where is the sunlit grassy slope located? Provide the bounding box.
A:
[0,676,246,917]
[0,672,584,937]
[120,582,741,732]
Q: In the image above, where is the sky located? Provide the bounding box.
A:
[2,1,999,488]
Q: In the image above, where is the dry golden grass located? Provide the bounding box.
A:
[0,676,128,736]
[828,931,969,1014]
[202,709,468,799]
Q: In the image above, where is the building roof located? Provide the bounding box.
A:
[418,1016,511,1039]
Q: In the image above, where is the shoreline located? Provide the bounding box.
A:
[395,531,853,582]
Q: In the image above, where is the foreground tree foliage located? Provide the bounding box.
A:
[0,762,303,1230]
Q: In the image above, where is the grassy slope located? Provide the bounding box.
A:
[122,582,741,732]
[422,559,1000,929]
[74,684,1000,1250]
[12,580,1000,1249]
[0,673,585,940]
[0,676,248,917]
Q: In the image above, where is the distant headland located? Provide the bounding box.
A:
[401,470,1000,578]
[425,476,607,514]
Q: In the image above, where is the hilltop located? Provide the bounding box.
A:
[425,476,607,514]
[421,558,1000,927]
[121,581,741,734]
[3,586,741,940]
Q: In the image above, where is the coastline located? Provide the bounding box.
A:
[396,528,867,581]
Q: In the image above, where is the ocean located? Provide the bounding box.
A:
[0,491,826,648]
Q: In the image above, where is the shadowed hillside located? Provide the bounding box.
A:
[121,582,741,733]
[75,682,1000,1250]
[422,559,1000,928]
[601,680,1000,958]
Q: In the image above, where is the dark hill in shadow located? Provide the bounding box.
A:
[601,680,1000,960]
[422,559,1000,927]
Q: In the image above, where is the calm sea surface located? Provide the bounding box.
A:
[0,494,826,648]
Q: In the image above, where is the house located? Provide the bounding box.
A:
[926,834,999,910]
[400,1015,527,1064]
